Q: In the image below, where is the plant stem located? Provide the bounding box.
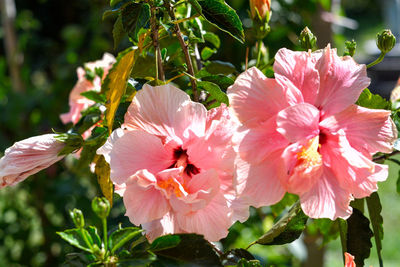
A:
[256,39,263,68]
[164,0,199,101]
[150,4,164,83]
[373,150,400,162]
[367,52,386,68]
[102,218,108,251]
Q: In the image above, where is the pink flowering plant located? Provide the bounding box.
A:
[1,0,400,266]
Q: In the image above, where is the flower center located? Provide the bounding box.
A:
[296,136,322,169]
[157,177,186,198]
[171,147,200,177]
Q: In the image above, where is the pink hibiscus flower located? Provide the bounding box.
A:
[97,84,248,241]
[228,45,397,219]
[60,53,115,127]
[0,134,65,188]
[344,252,356,267]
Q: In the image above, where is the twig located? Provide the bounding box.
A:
[164,0,199,101]
[150,5,165,82]
[373,150,400,162]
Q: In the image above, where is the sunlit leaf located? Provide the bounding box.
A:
[253,202,308,246]
[198,81,229,105]
[190,0,244,43]
[356,88,391,110]
[57,229,94,253]
[87,226,102,248]
[103,47,136,134]
[94,155,113,206]
[149,235,181,252]
[109,227,143,254]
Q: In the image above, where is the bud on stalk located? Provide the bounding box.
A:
[376,29,396,54]
[250,0,271,21]
[299,27,317,51]
[92,197,111,219]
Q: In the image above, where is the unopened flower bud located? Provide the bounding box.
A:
[69,208,85,228]
[54,132,84,156]
[92,197,110,219]
[250,0,271,21]
[299,27,317,51]
[344,40,357,57]
[376,29,396,54]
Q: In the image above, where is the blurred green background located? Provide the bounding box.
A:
[0,0,399,266]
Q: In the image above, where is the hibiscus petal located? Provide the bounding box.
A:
[97,128,174,184]
[176,192,231,241]
[274,48,320,104]
[235,152,286,207]
[320,104,397,155]
[142,212,183,242]
[321,132,389,198]
[123,170,170,226]
[276,103,320,143]
[300,167,353,220]
[235,117,288,164]
[124,84,205,140]
[314,45,370,117]
[227,67,302,127]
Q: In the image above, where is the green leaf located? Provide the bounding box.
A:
[253,202,308,246]
[270,193,298,216]
[221,249,255,266]
[356,88,391,110]
[87,226,102,248]
[109,227,143,254]
[152,234,221,266]
[201,75,234,90]
[193,0,244,43]
[236,259,262,267]
[149,235,181,252]
[201,47,216,60]
[121,2,150,42]
[204,60,236,75]
[80,90,106,103]
[307,218,340,245]
[204,32,220,48]
[198,81,229,105]
[103,47,137,134]
[113,15,126,50]
[366,192,384,267]
[110,0,123,7]
[346,208,373,267]
[94,155,114,206]
[392,111,400,136]
[57,229,94,253]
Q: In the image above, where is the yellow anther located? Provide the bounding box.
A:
[296,136,322,169]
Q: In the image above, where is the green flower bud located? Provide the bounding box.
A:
[92,197,110,219]
[376,29,396,54]
[299,27,317,51]
[344,40,357,57]
[69,208,85,228]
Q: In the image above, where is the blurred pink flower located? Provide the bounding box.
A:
[98,84,248,241]
[0,134,65,188]
[228,45,397,219]
[60,53,115,125]
[344,252,356,267]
